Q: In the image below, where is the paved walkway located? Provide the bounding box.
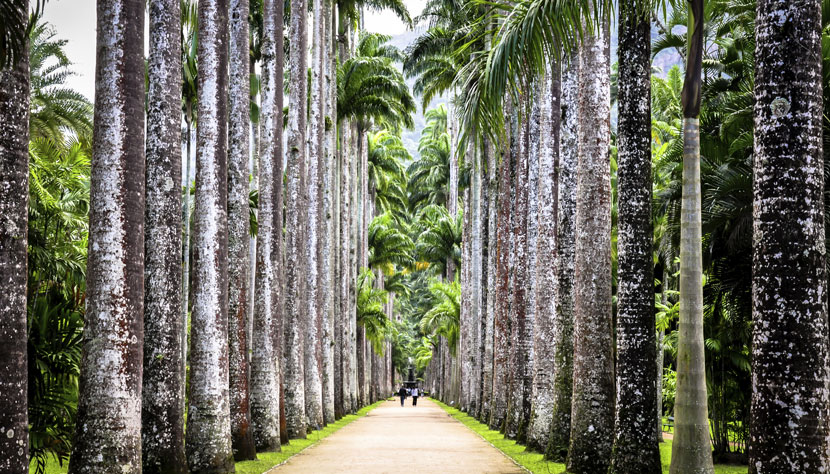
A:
[268,398,526,473]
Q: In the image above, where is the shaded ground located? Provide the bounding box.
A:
[268,398,525,473]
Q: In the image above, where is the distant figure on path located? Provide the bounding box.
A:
[398,386,407,407]
[411,387,419,406]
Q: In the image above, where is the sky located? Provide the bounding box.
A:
[42,0,427,103]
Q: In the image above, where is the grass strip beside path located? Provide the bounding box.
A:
[433,400,748,474]
[237,400,383,474]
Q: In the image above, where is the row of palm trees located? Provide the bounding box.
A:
[414,0,830,473]
[0,0,415,472]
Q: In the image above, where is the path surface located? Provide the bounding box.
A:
[268,398,526,473]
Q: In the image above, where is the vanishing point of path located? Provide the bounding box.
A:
[268,398,526,474]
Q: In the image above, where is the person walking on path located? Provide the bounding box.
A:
[411,387,419,406]
[398,386,407,407]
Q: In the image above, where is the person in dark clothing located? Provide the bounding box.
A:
[398,386,407,407]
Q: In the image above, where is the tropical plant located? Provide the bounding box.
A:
[356,269,390,356]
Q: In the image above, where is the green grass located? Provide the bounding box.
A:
[434,400,748,474]
[29,401,383,474]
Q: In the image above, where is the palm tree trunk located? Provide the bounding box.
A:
[250,0,282,452]
[527,63,561,454]
[669,1,714,472]
[489,105,514,430]
[546,50,577,463]
[304,0,325,429]
[142,0,188,471]
[349,121,359,412]
[656,271,666,444]
[269,0,288,445]
[566,16,614,474]
[470,143,484,417]
[285,0,309,437]
[480,137,497,421]
[69,1,145,471]
[228,0,256,459]
[0,2,29,471]
[610,2,661,472]
[749,2,829,473]
[185,0,235,471]
[321,0,337,424]
[506,99,532,441]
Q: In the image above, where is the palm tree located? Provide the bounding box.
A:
[749,2,830,472]
[0,1,29,472]
[27,21,92,142]
[567,12,614,474]
[669,1,715,472]
[142,0,188,472]
[545,51,577,463]
[227,0,256,460]
[284,0,309,437]
[250,0,282,452]
[186,0,235,471]
[68,0,145,471]
[304,0,327,428]
[526,63,560,454]
[609,0,661,472]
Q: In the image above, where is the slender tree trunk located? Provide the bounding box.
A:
[481,137,497,421]
[321,0,336,424]
[506,100,532,441]
[470,143,484,417]
[610,2,661,472]
[69,1,145,471]
[143,0,188,471]
[186,1,235,471]
[546,51,577,463]
[490,108,514,430]
[749,2,829,473]
[228,0,256,459]
[670,1,714,472]
[566,16,614,474]
[0,2,29,471]
[269,0,288,445]
[250,0,282,452]
[285,0,308,436]
[527,63,561,454]
[304,0,325,429]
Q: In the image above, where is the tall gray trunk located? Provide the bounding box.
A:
[506,100,533,441]
[269,0,288,445]
[143,0,188,471]
[610,2,661,472]
[566,17,614,474]
[69,1,145,471]
[186,0,235,471]
[0,2,29,471]
[489,109,514,430]
[669,1,714,470]
[320,0,336,424]
[228,0,256,460]
[527,63,561,454]
[546,51,577,463]
[480,138,497,421]
[250,0,282,452]
[749,2,830,473]
[285,0,308,437]
[304,0,325,429]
